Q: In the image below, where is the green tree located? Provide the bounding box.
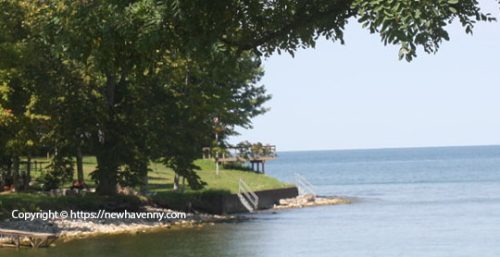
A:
[169,0,496,61]
[29,0,270,194]
[2,0,497,195]
[0,0,50,190]
[155,50,269,190]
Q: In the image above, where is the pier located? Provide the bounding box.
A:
[202,145,277,173]
[0,229,58,248]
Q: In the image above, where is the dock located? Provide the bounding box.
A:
[202,145,277,173]
[0,229,58,248]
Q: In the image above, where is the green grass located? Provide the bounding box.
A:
[29,157,291,194]
[3,157,292,214]
[148,159,291,194]
[28,156,99,187]
[148,159,292,212]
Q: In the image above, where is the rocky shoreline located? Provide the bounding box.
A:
[0,194,351,246]
[273,194,352,209]
[0,207,238,245]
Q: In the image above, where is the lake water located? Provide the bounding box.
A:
[4,145,500,257]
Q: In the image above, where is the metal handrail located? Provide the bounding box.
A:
[239,178,259,210]
[295,173,316,196]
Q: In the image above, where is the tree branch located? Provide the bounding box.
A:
[223,0,355,52]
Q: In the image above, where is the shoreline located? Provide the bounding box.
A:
[0,195,351,247]
[273,195,352,209]
[0,208,240,245]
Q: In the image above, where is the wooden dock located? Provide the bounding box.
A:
[202,145,277,173]
[0,229,58,248]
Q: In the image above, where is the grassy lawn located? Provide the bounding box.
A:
[29,157,291,194]
[1,157,292,215]
[148,159,290,194]
[148,159,292,212]
[28,156,99,187]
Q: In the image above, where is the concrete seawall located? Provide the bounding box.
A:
[195,187,299,214]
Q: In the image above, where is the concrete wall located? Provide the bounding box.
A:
[194,187,299,214]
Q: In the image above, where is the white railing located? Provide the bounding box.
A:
[295,173,316,196]
[238,178,259,212]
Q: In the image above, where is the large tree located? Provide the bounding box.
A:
[1,0,497,195]
[0,0,53,190]
[24,0,270,194]
[169,0,497,61]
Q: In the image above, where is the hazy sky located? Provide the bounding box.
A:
[231,1,500,151]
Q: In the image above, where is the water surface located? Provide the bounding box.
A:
[4,145,500,257]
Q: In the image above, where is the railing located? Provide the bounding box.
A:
[238,178,259,212]
[295,173,316,196]
[202,145,277,161]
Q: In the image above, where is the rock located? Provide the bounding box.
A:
[279,199,289,205]
[303,194,316,202]
[0,205,237,242]
[274,195,351,209]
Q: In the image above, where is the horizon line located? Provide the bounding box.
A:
[277,143,500,153]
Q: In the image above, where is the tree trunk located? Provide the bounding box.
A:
[5,159,12,187]
[140,173,149,194]
[95,73,119,195]
[95,140,119,195]
[137,158,148,194]
[12,156,19,190]
[173,173,179,191]
[25,156,32,189]
[76,146,84,183]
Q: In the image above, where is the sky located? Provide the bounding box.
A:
[231,1,500,152]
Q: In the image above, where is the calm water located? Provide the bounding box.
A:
[4,145,500,257]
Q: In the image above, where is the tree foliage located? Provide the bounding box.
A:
[0,0,497,194]
[168,0,496,61]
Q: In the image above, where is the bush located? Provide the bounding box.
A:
[38,156,74,190]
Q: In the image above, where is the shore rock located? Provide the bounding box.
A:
[274,194,351,209]
[0,196,351,246]
[0,207,236,243]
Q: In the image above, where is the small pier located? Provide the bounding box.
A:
[203,145,277,173]
[0,229,58,248]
